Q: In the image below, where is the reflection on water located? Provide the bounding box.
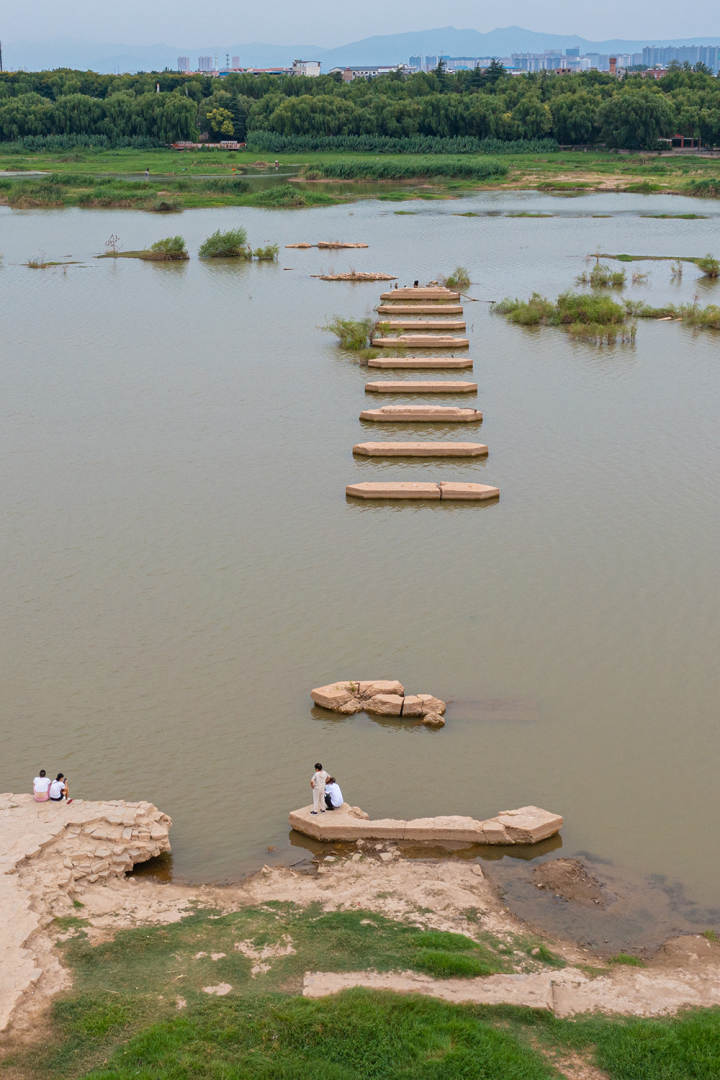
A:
[1,192,719,913]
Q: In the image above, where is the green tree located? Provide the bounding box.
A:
[597,90,675,149]
[206,107,234,138]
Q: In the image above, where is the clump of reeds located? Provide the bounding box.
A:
[323,317,373,351]
[576,262,626,289]
[252,244,279,261]
[199,228,249,258]
[442,266,471,291]
[696,254,720,279]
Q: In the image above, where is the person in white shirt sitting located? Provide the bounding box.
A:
[33,769,51,802]
[324,777,343,811]
[49,773,72,803]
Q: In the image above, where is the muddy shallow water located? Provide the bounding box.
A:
[1,190,719,915]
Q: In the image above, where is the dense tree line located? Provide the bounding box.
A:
[1,62,719,149]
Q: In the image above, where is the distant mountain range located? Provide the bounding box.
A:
[6,26,720,74]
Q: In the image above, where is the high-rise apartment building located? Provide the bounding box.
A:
[177,56,190,72]
[197,56,214,72]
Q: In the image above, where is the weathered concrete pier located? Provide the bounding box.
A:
[346,481,499,500]
[360,405,482,422]
[367,356,473,369]
[380,287,460,300]
[372,335,470,348]
[289,803,563,845]
[365,380,477,394]
[353,442,488,457]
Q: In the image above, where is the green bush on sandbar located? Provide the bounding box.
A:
[199,227,248,258]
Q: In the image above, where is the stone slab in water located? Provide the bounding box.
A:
[289,803,563,844]
[353,442,488,457]
[380,288,460,300]
[372,336,470,348]
[367,356,473,370]
[377,304,463,315]
[360,405,482,422]
[380,319,467,331]
[346,482,499,501]
[365,381,477,394]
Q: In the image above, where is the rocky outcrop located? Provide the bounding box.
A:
[311,681,446,724]
[289,803,563,845]
[0,794,171,1034]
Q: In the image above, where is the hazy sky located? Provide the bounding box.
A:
[5,0,718,45]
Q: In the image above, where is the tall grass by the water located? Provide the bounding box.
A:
[248,131,558,154]
[494,291,635,344]
[576,262,626,288]
[304,158,507,180]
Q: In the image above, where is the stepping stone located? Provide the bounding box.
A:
[372,336,469,348]
[380,288,460,300]
[346,482,499,501]
[365,381,476,394]
[379,319,466,331]
[367,356,473,370]
[377,304,463,314]
[360,405,482,423]
[353,442,488,457]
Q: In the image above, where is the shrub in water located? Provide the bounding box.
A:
[199,228,248,258]
[697,254,720,279]
[442,266,470,291]
[252,244,279,261]
[148,236,188,260]
[323,317,373,351]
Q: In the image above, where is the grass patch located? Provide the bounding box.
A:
[609,953,646,967]
[75,991,557,1080]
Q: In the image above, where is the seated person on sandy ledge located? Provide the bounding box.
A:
[324,777,343,811]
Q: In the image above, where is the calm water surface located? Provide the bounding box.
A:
[1,191,719,903]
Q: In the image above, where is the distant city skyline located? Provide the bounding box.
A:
[4,23,720,75]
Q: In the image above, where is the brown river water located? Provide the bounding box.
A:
[1,191,719,917]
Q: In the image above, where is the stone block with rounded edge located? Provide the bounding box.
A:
[401,695,425,716]
[363,693,404,716]
[422,712,446,727]
[416,694,447,715]
[310,682,362,713]
[380,319,467,331]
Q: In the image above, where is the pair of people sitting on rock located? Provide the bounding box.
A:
[310,763,343,814]
[33,770,72,803]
